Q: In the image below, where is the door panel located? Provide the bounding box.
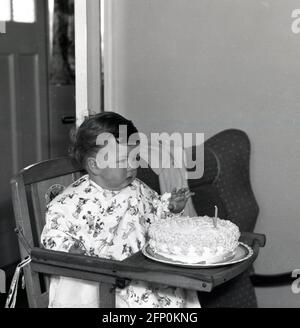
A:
[0,0,49,267]
[19,54,44,165]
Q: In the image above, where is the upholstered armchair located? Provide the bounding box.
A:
[138,129,260,308]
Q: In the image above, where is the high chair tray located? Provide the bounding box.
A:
[30,232,265,293]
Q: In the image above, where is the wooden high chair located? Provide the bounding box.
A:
[11,132,266,308]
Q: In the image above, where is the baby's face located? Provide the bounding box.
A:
[95,144,139,191]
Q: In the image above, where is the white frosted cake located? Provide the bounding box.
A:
[147,216,240,264]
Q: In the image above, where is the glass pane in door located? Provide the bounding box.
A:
[0,0,12,21]
[12,0,35,23]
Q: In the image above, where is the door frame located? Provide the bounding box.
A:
[74,0,104,125]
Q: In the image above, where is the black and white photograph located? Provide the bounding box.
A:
[0,0,299,312]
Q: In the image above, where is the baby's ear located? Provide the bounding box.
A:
[86,157,99,173]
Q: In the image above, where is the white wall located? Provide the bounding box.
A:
[109,0,300,307]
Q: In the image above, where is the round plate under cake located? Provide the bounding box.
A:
[142,242,254,268]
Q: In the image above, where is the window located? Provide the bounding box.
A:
[0,0,36,23]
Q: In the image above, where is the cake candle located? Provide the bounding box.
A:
[213,206,218,228]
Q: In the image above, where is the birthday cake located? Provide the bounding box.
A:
[147,216,240,264]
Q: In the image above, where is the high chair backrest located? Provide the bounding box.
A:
[11,157,83,308]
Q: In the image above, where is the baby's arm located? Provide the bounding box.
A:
[154,188,195,218]
[141,183,193,225]
[41,205,88,255]
[154,192,175,220]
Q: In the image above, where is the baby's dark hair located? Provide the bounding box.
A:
[70,112,138,168]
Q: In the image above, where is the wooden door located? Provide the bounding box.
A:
[0,0,50,267]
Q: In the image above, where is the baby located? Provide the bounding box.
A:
[41,112,200,308]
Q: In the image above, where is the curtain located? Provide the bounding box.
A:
[50,0,75,85]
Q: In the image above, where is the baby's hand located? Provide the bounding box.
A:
[168,187,195,214]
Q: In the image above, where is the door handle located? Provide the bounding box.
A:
[61,116,76,125]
